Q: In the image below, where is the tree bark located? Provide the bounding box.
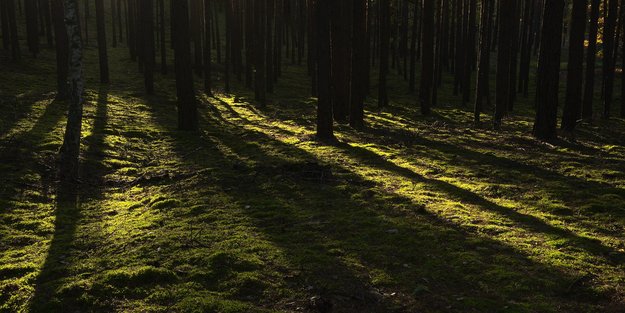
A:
[173,0,198,130]
[533,0,564,141]
[52,0,68,98]
[582,0,600,120]
[59,0,85,182]
[316,0,334,140]
[420,0,434,115]
[561,0,586,131]
[95,0,109,83]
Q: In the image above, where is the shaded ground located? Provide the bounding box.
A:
[1,43,625,313]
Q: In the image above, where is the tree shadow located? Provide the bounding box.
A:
[138,94,615,311]
[29,86,110,312]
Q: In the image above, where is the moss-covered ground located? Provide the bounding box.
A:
[2,37,625,312]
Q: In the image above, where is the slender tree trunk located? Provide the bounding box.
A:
[533,0,564,141]
[141,0,154,93]
[408,0,418,93]
[203,0,212,95]
[602,0,618,118]
[25,0,40,56]
[7,0,20,60]
[582,0,600,120]
[561,0,586,132]
[475,0,493,124]
[173,0,198,130]
[52,0,68,98]
[316,0,333,140]
[111,0,117,47]
[95,0,109,83]
[59,0,84,181]
[494,0,515,129]
[378,0,390,108]
[1,1,10,50]
[159,0,166,74]
[350,0,366,129]
[331,0,351,122]
[420,0,434,115]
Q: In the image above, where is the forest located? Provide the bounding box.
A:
[1,0,625,312]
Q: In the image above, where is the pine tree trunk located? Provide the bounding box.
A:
[203,0,212,95]
[316,0,333,140]
[95,0,109,83]
[350,0,366,129]
[141,0,154,93]
[420,0,434,115]
[474,0,493,124]
[561,0,586,132]
[582,0,600,119]
[25,0,39,56]
[533,0,564,141]
[378,0,390,108]
[602,0,618,118]
[173,0,198,130]
[494,0,515,129]
[52,0,68,98]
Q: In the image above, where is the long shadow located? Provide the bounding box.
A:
[29,87,110,312]
[139,96,611,311]
[330,141,624,263]
[197,97,625,261]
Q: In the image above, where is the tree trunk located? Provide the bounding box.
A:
[561,0,586,132]
[494,0,515,129]
[203,0,212,95]
[52,0,68,98]
[602,0,618,118]
[582,0,600,120]
[474,0,493,124]
[59,0,84,182]
[141,0,154,94]
[420,0,434,115]
[25,0,40,56]
[95,0,109,83]
[316,0,333,140]
[173,0,198,130]
[378,0,390,108]
[533,0,564,141]
[350,0,366,129]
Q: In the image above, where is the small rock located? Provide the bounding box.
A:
[386,229,399,234]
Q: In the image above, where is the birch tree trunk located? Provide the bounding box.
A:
[59,0,84,182]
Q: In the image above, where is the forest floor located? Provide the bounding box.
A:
[2,45,625,313]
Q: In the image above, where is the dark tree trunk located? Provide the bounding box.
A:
[582,0,600,120]
[41,0,53,47]
[111,0,117,47]
[203,0,212,95]
[95,0,109,83]
[602,0,618,118]
[331,0,351,122]
[462,0,477,105]
[173,0,198,130]
[25,0,39,56]
[83,0,89,45]
[420,0,434,115]
[408,0,418,93]
[561,0,586,131]
[266,0,274,93]
[254,0,266,106]
[350,0,366,129]
[494,0,516,129]
[141,0,154,94]
[1,0,10,50]
[52,0,68,98]
[533,0,564,141]
[316,0,334,140]
[474,0,493,124]
[378,0,390,108]
[159,0,166,74]
[621,0,625,117]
